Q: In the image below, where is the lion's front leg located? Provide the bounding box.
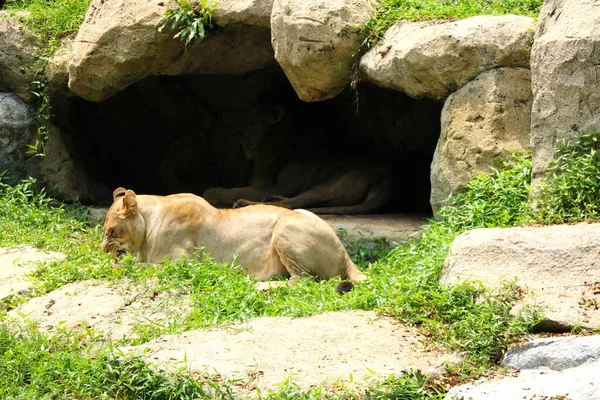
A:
[202,186,273,208]
[233,196,293,209]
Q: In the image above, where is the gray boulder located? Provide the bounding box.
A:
[0,93,36,184]
[430,67,532,214]
[360,15,534,100]
[445,360,600,400]
[502,335,600,371]
[530,0,600,191]
[440,223,600,331]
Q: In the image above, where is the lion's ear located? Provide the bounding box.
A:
[119,189,138,218]
[113,187,126,201]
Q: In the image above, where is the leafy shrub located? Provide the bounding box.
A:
[533,131,600,224]
[157,0,217,46]
[439,151,532,230]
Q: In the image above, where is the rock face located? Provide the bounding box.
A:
[68,0,276,102]
[530,0,600,190]
[0,12,40,104]
[271,0,373,102]
[212,0,274,28]
[430,68,532,213]
[440,223,600,331]
[502,336,600,371]
[360,15,534,100]
[0,93,36,184]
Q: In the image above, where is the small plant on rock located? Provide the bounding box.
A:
[158,0,217,46]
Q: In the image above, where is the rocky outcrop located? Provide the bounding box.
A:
[0,12,41,104]
[0,93,36,184]
[530,0,600,191]
[68,0,276,102]
[430,68,532,213]
[360,15,534,100]
[440,223,600,331]
[271,0,373,102]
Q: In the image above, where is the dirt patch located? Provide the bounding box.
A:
[120,310,459,396]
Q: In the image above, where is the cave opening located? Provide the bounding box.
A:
[64,68,442,216]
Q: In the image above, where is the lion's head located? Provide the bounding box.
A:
[102,188,146,263]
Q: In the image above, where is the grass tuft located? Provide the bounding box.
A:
[361,0,543,48]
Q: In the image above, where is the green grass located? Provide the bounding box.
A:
[2,131,600,397]
[532,131,600,224]
[2,0,91,52]
[362,0,543,47]
[0,322,234,399]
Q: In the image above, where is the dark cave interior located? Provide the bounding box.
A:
[61,68,443,214]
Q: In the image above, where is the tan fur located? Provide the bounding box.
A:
[102,188,367,283]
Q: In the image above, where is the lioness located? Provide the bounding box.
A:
[202,105,393,214]
[102,188,367,286]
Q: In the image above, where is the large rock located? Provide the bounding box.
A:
[502,336,600,371]
[0,12,40,104]
[0,93,36,184]
[440,223,600,331]
[68,0,276,102]
[271,0,373,102]
[360,15,534,100]
[430,67,532,213]
[445,360,600,400]
[530,0,600,190]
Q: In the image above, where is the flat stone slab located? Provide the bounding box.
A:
[9,280,190,341]
[120,310,459,396]
[445,360,600,400]
[440,223,600,331]
[0,246,65,302]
